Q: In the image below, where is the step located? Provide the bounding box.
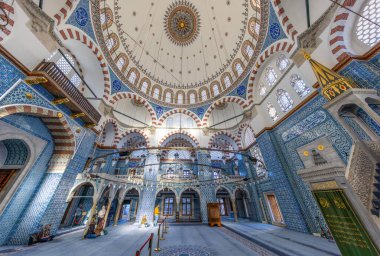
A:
[374,175,380,182]
[372,199,380,209]
[373,190,380,198]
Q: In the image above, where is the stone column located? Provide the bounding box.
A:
[113,200,123,226]
[83,196,99,238]
[103,196,114,229]
[243,198,250,218]
[231,198,238,222]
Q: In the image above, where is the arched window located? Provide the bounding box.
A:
[165,92,172,103]
[178,94,184,104]
[290,74,310,98]
[246,44,254,58]
[259,83,266,97]
[116,57,125,70]
[356,0,380,47]
[201,90,207,101]
[166,117,173,128]
[128,71,137,84]
[264,67,277,86]
[276,54,290,72]
[189,93,196,104]
[153,88,160,99]
[235,63,243,76]
[141,81,148,93]
[243,127,255,147]
[106,37,116,51]
[267,102,279,121]
[213,84,220,96]
[276,89,293,112]
[224,76,232,88]
[57,54,74,75]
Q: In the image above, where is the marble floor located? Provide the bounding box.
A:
[0,221,341,256]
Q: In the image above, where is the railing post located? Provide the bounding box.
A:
[160,221,165,240]
[164,218,168,234]
[148,233,153,256]
[135,250,140,256]
[154,224,161,251]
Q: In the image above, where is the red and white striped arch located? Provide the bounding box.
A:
[98,118,119,146]
[53,0,78,26]
[58,28,111,101]
[202,96,248,127]
[329,0,362,62]
[0,1,15,42]
[157,109,202,127]
[115,128,150,147]
[272,0,298,41]
[158,130,200,147]
[108,92,157,125]
[208,131,241,150]
[0,105,75,155]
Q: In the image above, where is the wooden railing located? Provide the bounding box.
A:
[33,61,101,124]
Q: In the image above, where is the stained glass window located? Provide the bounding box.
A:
[235,63,243,75]
[264,67,277,86]
[290,74,310,98]
[276,89,293,112]
[106,37,116,51]
[276,54,290,72]
[267,102,279,121]
[201,90,207,101]
[165,92,172,103]
[250,145,267,178]
[189,93,196,104]
[116,57,125,70]
[128,71,137,84]
[246,44,254,58]
[141,81,148,93]
[356,0,380,47]
[259,83,267,97]
[153,88,160,99]
[243,127,255,147]
[224,76,232,88]
[178,94,184,104]
[213,84,220,96]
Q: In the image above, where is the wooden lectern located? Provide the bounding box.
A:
[207,203,221,227]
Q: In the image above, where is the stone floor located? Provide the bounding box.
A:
[223,220,341,256]
[0,221,341,256]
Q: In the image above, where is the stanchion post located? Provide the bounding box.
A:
[160,221,165,240]
[135,250,140,256]
[154,224,161,251]
[163,218,168,234]
[148,233,153,256]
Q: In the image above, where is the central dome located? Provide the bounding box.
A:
[164,1,200,47]
[95,0,264,106]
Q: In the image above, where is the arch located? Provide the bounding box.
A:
[247,42,295,104]
[0,105,75,154]
[272,0,298,41]
[126,186,141,196]
[179,187,202,199]
[163,88,174,104]
[202,96,248,126]
[151,84,163,100]
[329,0,363,61]
[98,118,119,146]
[109,92,157,125]
[0,1,14,42]
[248,17,260,40]
[208,131,241,150]
[210,81,222,98]
[157,109,202,127]
[115,53,129,73]
[127,68,140,86]
[100,7,113,30]
[175,90,186,104]
[155,187,179,199]
[139,77,151,94]
[105,33,120,55]
[67,181,96,202]
[233,186,251,200]
[238,123,255,149]
[53,0,78,26]
[232,59,245,78]
[215,185,233,198]
[187,90,198,104]
[221,72,233,89]
[198,87,210,102]
[115,128,151,147]
[158,130,200,147]
[58,28,112,101]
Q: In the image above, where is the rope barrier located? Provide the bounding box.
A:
[135,233,153,256]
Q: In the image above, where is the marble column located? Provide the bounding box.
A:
[231,198,238,222]
[113,200,123,226]
[83,196,99,238]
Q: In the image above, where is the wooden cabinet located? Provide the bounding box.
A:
[207,203,221,227]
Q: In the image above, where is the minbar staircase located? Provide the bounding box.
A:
[371,163,380,217]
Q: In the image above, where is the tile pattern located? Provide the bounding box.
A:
[3,139,28,165]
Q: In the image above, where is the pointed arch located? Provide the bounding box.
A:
[109,92,157,125]
[98,118,119,146]
[208,131,241,150]
[198,87,210,102]
[157,109,202,127]
[158,130,200,147]
[115,128,150,148]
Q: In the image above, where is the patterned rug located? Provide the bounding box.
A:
[155,245,217,256]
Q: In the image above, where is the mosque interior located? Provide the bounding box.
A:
[0,0,380,255]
